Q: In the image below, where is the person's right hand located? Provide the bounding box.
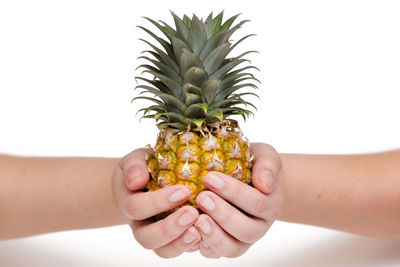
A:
[112,148,201,258]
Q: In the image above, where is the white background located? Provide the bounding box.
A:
[1,0,400,266]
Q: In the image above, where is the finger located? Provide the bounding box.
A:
[196,191,268,244]
[199,243,220,259]
[122,185,191,220]
[153,226,201,258]
[186,241,200,253]
[250,143,282,194]
[195,214,250,258]
[119,148,149,191]
[131,206,199,250]
[203,171,271,220]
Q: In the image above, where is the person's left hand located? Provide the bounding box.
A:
[192,143,285,258]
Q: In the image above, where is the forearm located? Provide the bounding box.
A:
[0,155,125,239]
[279,150,400,239]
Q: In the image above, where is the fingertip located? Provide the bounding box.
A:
[182,226,201,244]
[206,171,229,180]
[177,206,199,227]
[172,184,191,194]
[120,149,149,190]
[195,214,213,235]
[168,185,191,203]
[195,190,207,204]
[187,226,201,239]
[176,205,200,221]
[125,166,149,190]
[181,205,200,216]
[187,241,200,252]
[195,214,210,227]
[253,168,274,194]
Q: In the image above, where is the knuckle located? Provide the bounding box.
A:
[120,155,134,170]
[241,232,257,244]
[126,201,140,220]
[120,151,146,171]
[141,240,155,250]
[265,195,284,220]
[161,218,177,240]
[240,225,262,244]
[187,242,200,252]
[269,206,281,220]
[150,191,164,213]
[229,181,243,199]
[214,205,232,225]
[205,235,222,248]
[259,155,281,174]
[270,156,282,172]
[225,245,247,258]
[200,249,219,259]
[266,144,279,156]
[159,218,170,234]
[254,196,268,217]
[154,250,176,259]
[133,232,154,250]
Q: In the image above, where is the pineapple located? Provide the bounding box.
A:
[134,11,259,217]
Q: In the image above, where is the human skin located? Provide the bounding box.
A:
[279,150,400,239]
[0,155,124,239]
[113,143,284,258]
[1,147,399,257]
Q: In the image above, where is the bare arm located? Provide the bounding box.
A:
[279,150,400,239]
[1,149,399,241]
[0,155,125,239]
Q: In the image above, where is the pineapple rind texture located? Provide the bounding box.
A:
[147,119,253,217]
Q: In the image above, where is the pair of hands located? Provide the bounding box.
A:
[112,143,284,258]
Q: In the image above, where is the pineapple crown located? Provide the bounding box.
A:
[134,11,260,130]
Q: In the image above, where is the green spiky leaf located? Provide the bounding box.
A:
[202,79,221,103]
[221,13,240,31]
[190,118,206,128]
[207,108,223,121]
[135,12,260,130]
[171,11,189,39]
[212,11,224,34]
[187,15,207,55]
[203,12,213,38]
[185,92,202,105]
[182,15,191,28]
[183,67,209,86]
[184,104,207,117]
[137,56,182,84]
[179,49,204,77]
[203,43,231,74]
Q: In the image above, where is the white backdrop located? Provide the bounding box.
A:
[1,0,400,266]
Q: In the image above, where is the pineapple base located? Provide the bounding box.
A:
[146,119,254,219]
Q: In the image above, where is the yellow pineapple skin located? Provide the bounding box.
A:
[146,121,253,217]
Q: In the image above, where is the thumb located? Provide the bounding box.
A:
[250,143,282,195]
[119,148,150,191]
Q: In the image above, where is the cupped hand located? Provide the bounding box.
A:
[112,148,202,258]
[193,143,285,258]
[112,143,284,259]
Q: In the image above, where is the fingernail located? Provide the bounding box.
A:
[182,232,196,244]
[178,212,196,226]
[169,189,189,203]
[260,170,274,192]
[205,173,224,189]
[127,168,142,180]
[196,220,212,235]
[199,196,215,211]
